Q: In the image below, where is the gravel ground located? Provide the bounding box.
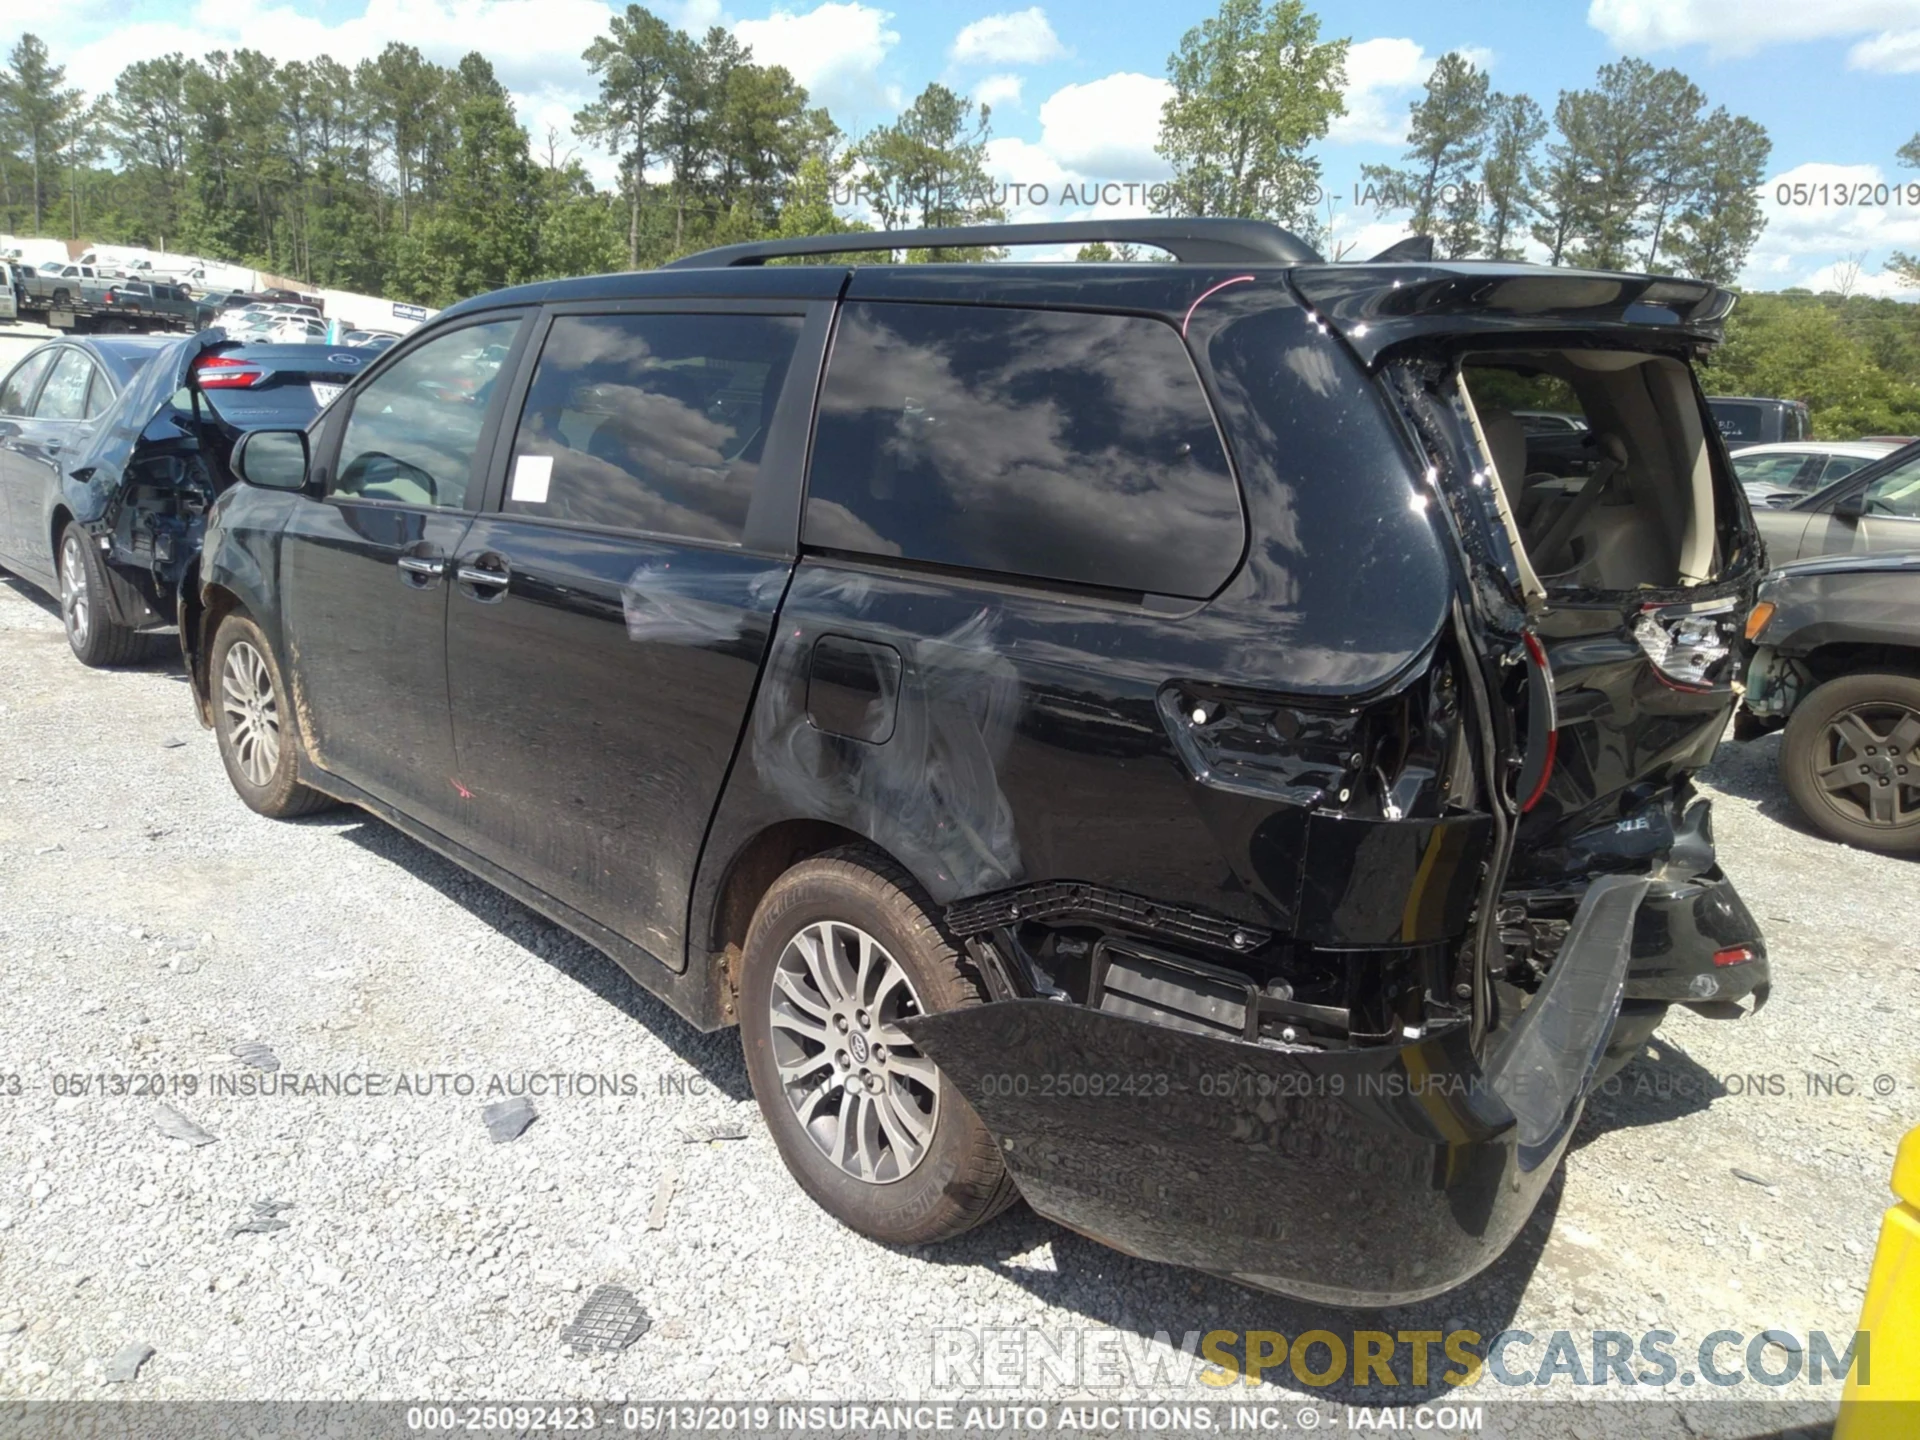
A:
[0,572,1909,1432]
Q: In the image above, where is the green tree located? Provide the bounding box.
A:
[1889,133,1920,287]
[1155,0,1347,235]
[1665,108,1770,284]
[105,55,195,245]
[577,4,677,269]
[1,35,84,232]
[1360,52,1489,257]
[535,158,625,276]
[1702,293,1920,439]
[1481,91,1544,260]
[857,83,1003,250]
[1528,89,1597,266]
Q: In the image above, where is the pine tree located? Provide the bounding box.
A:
[1359,52,1489,257]
[1154,0,1347,235]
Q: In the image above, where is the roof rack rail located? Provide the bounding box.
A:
[662,218,1323,269]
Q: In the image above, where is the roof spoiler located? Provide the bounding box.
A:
[1290,263,1739,364]
[663,218,1323,269]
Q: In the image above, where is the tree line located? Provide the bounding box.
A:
[1140,0,1773,282]
[0,0,1847,318]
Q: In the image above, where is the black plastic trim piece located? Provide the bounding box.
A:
[945,882,1270,954]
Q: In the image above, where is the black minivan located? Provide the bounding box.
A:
[185,220,1769,1306]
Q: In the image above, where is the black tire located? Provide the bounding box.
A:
[57,522,147,667]
[1782,672,1920,855]
[209,612,335,819]
[739,849,1017,1246]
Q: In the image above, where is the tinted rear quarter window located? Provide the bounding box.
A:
[504,311,801,544]
[1710,402,1763,442]
[804,301,1243,598]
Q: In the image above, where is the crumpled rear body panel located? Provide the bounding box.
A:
[908,880,1643,1306]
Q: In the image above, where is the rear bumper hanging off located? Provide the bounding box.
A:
[906,876,1649,1305]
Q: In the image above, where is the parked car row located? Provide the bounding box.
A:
[0,221,1781,1307]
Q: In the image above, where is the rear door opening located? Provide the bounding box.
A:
[1456,346,1730,599]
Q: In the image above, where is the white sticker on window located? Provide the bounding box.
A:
[509,453,553,504]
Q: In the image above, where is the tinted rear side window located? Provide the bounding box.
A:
[804,301,1243,597]
[1710,402,1763,442]
[504,312,801,544]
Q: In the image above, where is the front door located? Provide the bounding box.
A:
[1800,451,1920,560]
[279,314,526,824]
[443,307,814,965]
[0,348,59,574]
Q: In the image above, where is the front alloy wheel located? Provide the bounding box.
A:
[219,638,283,788]
[769,920,940,1184]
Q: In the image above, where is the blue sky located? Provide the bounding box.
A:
[26,0,1920,293]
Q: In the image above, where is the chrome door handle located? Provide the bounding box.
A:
[397,555,445,577]
[455,564,509,589]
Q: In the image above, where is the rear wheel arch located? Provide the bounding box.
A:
[707,819,876,973]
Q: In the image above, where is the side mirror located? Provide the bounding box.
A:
[1831,487,1868,520]
[233,429,310,491]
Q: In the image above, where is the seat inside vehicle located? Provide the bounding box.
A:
[1461,350,1722,594]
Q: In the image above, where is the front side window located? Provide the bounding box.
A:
[331,318,520,509]
[1816,454,1874,488]
[504,312,801,544]
[34,350,96,421]
[1862,456,1920,519]
[805,301,1243,597]
[1731,452,1810,487]
[0,350,54,416]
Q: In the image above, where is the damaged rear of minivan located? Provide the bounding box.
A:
[727,257,1769,1307]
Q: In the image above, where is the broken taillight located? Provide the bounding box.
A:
[194,354,264,389]
[1633,600,1738,691]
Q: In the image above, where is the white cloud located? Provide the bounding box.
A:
[1849,27,1920,69]
[62,0,617,99]
[734,3,902,118]
[1794,257,1920,296]
[1034,72,1172,181]
[1588,0,1920,56]
[974,73,1024,111]
[1327,37,1431,146]
[950,8,1068,66]
[1739,161,1920,291]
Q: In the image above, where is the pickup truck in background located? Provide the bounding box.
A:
[97,280,215,332]
[21,263,115,310]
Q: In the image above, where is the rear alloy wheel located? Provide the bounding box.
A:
[58,523,145,667]
[1783,672,1920,854]
[769,920,942,1183]
[210,613,335,819]
[740,850,1017,1245]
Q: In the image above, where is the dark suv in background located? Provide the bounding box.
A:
[186,220,1768,1306]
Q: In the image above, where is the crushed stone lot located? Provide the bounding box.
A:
[0,573,1911,1431]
